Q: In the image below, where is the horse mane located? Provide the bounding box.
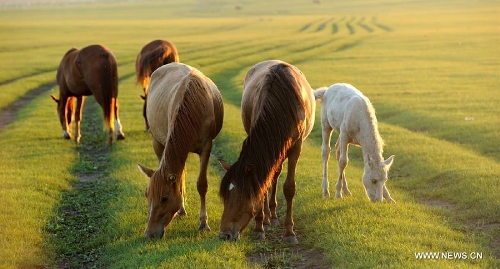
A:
[220,63,305,204]
[136,43,179,86]
[149,71,210,202]
[359,90,385,160]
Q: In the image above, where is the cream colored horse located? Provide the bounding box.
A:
[138,62,224,238]
[315,83,395,202]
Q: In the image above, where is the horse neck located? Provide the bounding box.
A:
[159,130,190,177]
[358,113,384,165]
[240,117,293,184]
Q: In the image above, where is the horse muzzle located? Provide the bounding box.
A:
[145,228,164,239]
[219,231,240,241]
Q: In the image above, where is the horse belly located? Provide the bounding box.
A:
[68,80,92,96]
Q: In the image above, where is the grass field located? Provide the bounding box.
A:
[0,0,499,268]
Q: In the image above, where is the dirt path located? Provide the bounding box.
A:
[0,81,56,132]
[245,210,331,269]
[44,99,115,268]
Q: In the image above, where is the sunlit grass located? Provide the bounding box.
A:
[0,0,498,268]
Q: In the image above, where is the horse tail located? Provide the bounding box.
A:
[101,50,117,135]
[135,53,144,85]
[314,86,328,100]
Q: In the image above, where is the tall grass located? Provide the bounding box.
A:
[0,0,498,268]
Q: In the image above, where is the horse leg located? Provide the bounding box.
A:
[114,98,125,140]
[321,126,333,198]
[196,140,212,231]
[74,96,84,144]
[336,132,351,198]
[252,198,266,240]
[383,185,396,203]
[59,96,71,139]
[263,190,271,229]
[267,164,281,227]
[282,141,302,244]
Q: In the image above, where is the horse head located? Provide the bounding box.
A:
[362,155,395,202]
[218,160,258,241]
[138,164,184,238]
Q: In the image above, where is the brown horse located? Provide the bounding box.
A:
[218,60,315,244]
[51,44,125,145]
[136,39,179,131]
[138,62,224,239]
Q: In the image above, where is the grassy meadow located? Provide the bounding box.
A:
[0,0,498,268]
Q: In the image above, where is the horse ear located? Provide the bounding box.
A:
[245,164,254,175]
[140,94,146,101]
[138,164,154,178]
[384,155,395,168]
[50,95,59,103]
[218,158,232,171]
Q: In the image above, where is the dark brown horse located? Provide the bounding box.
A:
[138,62,224,239]
[136,39,179,130]
[51,44,125,145]
[218,60,315,244]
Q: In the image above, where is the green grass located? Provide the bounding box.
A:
[0,0,498,268]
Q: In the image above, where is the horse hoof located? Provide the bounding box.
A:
[322,192,330,198]
[198,224,211,232]
[282,235,298,244]
[117,133,125,140]
[252,231,265,240]
[271,218,280,226]
[264,224,272,231]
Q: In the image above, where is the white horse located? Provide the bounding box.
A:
[314,83,395,202]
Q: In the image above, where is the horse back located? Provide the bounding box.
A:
[76,45,118,96]
[242,60,315,138]
[322,83,373,139]
[56,47,83,95]
[147,63,222,148]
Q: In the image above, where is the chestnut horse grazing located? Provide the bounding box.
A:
[136,39,179,130]
[219,60,315,244]
[138,62,223,239]
[314,83,395,202]
[51,44,125,145]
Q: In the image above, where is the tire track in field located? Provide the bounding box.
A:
[346,17,356,35]
[372,16,393,32]
[357,17,374,33]
[0,69,54,86]
[298,18,324,32]
[0,81,56,132]
[46,98,116,268]
[299,15,392,35]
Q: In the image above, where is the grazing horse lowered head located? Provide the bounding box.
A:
[51,44,125,145]
[218,60,315,244]
[138,62,223,239]
[314,83,395,202]
[136,39,179,131]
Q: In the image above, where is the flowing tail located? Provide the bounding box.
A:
[100,50,118,143]
[314,86,328,100]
